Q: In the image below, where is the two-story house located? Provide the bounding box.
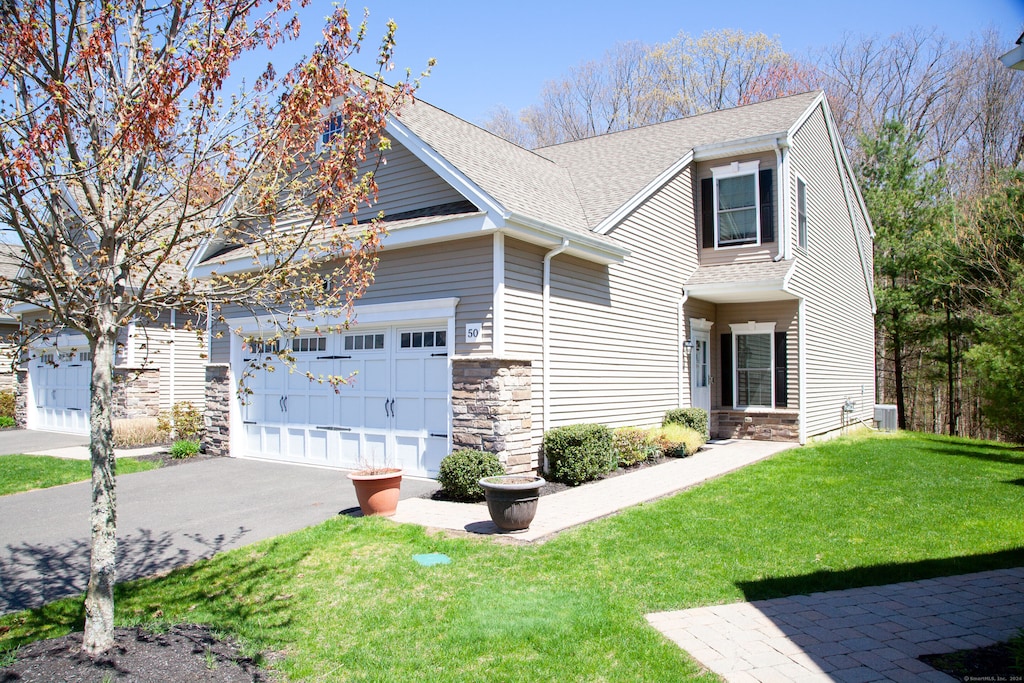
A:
[192,90,876,478]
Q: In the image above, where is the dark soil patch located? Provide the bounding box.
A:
[127,451,216,469]
[0,624,272,682]
[921,639,1022,681]
[423,454,680,502]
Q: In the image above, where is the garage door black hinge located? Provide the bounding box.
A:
[431,352,448,357]
[316,355,351,360]
[430,432,448,438]
[316,426,352,432]
[243,420,256,424]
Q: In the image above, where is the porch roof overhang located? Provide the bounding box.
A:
[683,260,799,304]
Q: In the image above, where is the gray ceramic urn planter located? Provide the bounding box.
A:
[479,474,545,532]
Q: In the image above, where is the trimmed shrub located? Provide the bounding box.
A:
[653,423,705,457]
[437,449,505,502]
[157,402,204,441]
[0,416,14,429]
[663,407,709,435]
[544,423,615,485]
[612,427,659,467]
[170,439,201,459]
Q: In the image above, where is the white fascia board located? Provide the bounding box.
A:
[594,150,694,235]
[787,92,827,141]
[385,116,507,218]
[693,133,789,162]
[505,212,629,265]
[1000,43,1024,70]
[10,301,45,315]
[230,297,460,335]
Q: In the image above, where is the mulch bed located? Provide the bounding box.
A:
[0,624,272,682]
[125,450,215,468]
[423,454,678,502]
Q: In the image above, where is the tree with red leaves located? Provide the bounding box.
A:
[0,0,427,654]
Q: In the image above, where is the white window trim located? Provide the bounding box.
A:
[711,160,761,250]
[730,321,776,408]
[796,174,809,252]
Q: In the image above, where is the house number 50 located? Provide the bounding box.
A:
[465,323,482,343]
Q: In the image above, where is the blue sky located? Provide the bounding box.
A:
[256,0,1024,125]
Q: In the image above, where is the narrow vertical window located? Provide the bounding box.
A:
[797,178,808,250]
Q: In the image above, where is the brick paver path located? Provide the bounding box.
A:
[647,567,1024,682]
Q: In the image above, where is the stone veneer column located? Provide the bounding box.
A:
[203,364,231,457]
[112,367,161,419]
[14,368,27,428]
[451,357,535,474]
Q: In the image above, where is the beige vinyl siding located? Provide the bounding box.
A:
[547,167,697,429]
[274,139,469,233]
[128,310,207,410]
[365,237,493,356]
[787,104,876,436]
[712,301,799,409]
[504,239,544,451]
[697,151,779,265]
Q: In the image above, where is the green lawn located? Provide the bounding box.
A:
[0,454,160,496]
[2,432,1022,681]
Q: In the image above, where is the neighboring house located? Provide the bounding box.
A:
[192,90,876,478]
[1000,32,1024,70]
[0,244,23,391]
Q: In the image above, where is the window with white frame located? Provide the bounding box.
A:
[731,322,775,407]
[713,161,760,247]
[321,114,345,146]
[797,177,808,250]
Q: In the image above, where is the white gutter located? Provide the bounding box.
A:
[542,239,570,438]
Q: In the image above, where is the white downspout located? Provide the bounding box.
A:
[492,232,506,356]
[169,310,176,412]
[678,293,688,407]
[798,298,807,444]
[774,140,789,262]
[542,239,570,438]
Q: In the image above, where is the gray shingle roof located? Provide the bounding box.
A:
[394,91,822,235]
[534,92,822,229]
[684,260,795,288]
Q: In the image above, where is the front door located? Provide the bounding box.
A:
[690,329,711,433]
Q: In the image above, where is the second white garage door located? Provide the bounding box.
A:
[29,350,91,434]
[241,325,450,477]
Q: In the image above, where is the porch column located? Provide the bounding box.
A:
[202,364,231,457]
[451,356,535,474]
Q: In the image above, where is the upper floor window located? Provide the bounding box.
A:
[321,114,345,146]
[714,162,760,247]
[797,177,808,250]
[701,161,776,250]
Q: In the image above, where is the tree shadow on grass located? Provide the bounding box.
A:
[0,526,250,616]
[913,433,1024,467]
[736,546,1024,602]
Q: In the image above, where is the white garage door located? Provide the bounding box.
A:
[241,325,450,477]
[30,351,91,434]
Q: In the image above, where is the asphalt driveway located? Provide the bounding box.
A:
[0,437,438,614]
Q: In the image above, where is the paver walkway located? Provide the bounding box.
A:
[391,439,795,542]
[647,567,1024,682]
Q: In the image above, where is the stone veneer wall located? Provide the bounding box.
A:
[713,409,800,442]
[14,368,27,428]
[203,364,231,457]
[451,357,535,474]
[111,367,161,419]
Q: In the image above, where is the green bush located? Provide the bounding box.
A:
[612,427,659,467]
[0,416,14,429]
[170,439,201,459]
[653,424,705,458]
[663,408,709,435]
[543,423,615,485]
[158,402,205,441]
[0,390,15,419]
[437,450,505,502]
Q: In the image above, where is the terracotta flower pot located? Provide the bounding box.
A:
[479,474,545,532]
[348,468,403,517]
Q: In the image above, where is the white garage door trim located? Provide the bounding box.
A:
[230,298,458,477]
[27,343,92,435]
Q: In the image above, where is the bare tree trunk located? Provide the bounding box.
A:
[82,330,118,655]
[945,293,957,436]
[892,312,908,430]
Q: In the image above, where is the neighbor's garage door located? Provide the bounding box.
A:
[241,326,450,477]
[30,351,91,434]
